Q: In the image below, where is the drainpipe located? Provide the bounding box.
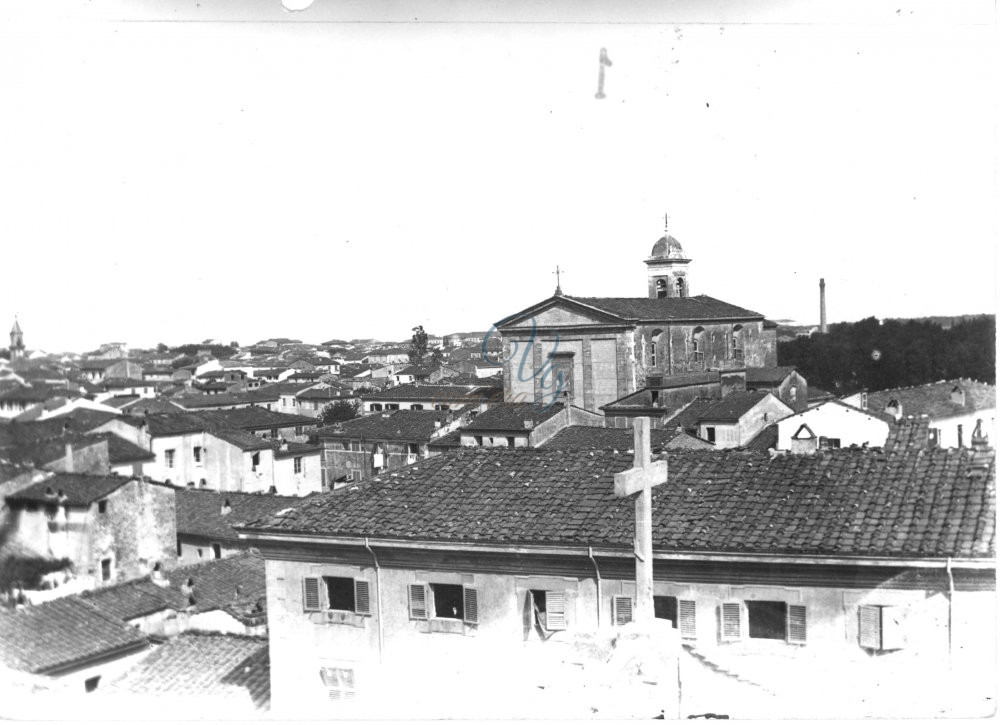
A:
[365,537,384,664]
[589,546,602,628]
[945,557,955,670]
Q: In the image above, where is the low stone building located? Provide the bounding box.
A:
[3,473,177,588]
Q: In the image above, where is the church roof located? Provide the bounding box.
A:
[564,295,763,322]
[649,234,687,260]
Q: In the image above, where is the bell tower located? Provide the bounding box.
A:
[9,317,25,363]
[645,214,690,299]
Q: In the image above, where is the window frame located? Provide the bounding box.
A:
[303,575,372,616]
[407,582,478,625]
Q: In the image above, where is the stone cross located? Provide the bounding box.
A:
[613,417,667,624]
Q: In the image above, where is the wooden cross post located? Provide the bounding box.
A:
[613,417,667,624]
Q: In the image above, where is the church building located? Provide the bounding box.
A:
[9,317,25,364]
[495,223,779,416]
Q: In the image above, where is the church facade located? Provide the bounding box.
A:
[495,230,777,414]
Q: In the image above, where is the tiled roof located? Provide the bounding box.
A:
[105,632,269,710]
[743,424,779,452]
[883,418,934,452]
[166,552,267,623]
[273,441,321,459]
[563,295,763,322]
[462,403,565,432]
[296,387,355,401]
[6,473,133,506]
[648,371,720,389]
[0,434,101,469]
[103,395,141,408]
[78,359,121,370]
[316,410,455,442]
[241,447,995,559]
[744,366,797,385]
[81,576,188,621]
[88,432,156,464]
[426,429,463,450]
[540,425,711,452]
[807,387,837,402]
[665,392,772,426]
[172,390,279,410]
[121,397,186,415]
[362,383,497,403]
[0,596,149,674]
[144,411,210,437]
[196,407,315,432]
[859,379,996,419]
[209,428,274,452]
[0,386,56,403]
[176,489,304,543]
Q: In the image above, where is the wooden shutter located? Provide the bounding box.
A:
[303,577,321,612]
[463,587,479,625]
[720,602,742,641]
[612,595,633,626]
[858,605,881,649]
[408,583,428,620]
[678,599,697,639]
[354,580,371,616]
[787,604,807,644]
[545,591,567,631]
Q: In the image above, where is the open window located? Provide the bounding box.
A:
[653,595,697,639]
[407,582,478,625]
[302,576,371,616]
[531,589,567,631]
[720,601,807,644]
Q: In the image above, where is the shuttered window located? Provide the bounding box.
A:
[859,605,881,649]
[303,577,321,612]
[354,580,371,616]
[545,591,567,631]
[787,604,807,644]
[720,602,742,641]
[320,667,356,701]
[463,587,479,625]
[678,599,697,639]
[408,583,428,620]
[612,595,633,626]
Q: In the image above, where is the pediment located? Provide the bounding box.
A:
[497,297,625,331]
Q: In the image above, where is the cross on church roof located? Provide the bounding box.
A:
[553,265,563,296]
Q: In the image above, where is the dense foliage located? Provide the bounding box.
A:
[779,316,995,395]
[171,343,238,358]
[320,400,360,424]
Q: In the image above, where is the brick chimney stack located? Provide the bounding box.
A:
[819,278,828,334]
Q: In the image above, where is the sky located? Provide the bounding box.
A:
[1,0,996,352]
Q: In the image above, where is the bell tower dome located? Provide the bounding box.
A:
[645,214,690,299]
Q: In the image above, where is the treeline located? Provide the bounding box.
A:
[778,315,995,395]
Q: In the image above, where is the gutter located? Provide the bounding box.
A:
[365,537,385,664]
[588,545,602,627]
[235,531,995,570]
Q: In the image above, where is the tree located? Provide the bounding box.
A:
[156,342,169,353]
[321,400,360,425]
[409,325,428,362]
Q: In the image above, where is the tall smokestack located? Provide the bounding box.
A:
[819,278,828,334]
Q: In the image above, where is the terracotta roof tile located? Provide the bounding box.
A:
[106,632,269,710]
[0,596,148,674]
[176,489,304,543]
[240,447,995,559]
[564,295,763,322]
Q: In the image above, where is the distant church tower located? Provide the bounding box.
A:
[645,214,690,299]
[9,317,25,362]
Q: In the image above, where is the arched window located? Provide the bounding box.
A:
[691,326,705,365]
[655,279,667,299]
[650,329,663,368]
[732,324,744,363]
[675,278,685,297]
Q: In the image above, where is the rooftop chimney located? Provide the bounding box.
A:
[819,278,828,334]
[884,398,902,421]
